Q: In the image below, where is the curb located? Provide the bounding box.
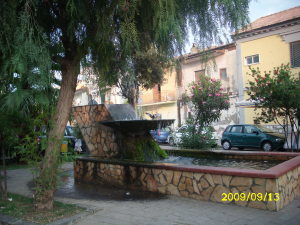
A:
[0,214,37,225]
[0,208,95,225]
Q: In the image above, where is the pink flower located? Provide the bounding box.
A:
[192,86,195,89]
[211,78,216,82]
[198,88,202,90]
[220,88,224,91]
[208,94,212,96]
[203,101,207,104]
[215,93,221,96]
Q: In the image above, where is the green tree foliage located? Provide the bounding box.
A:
[1,0,250,210]
[0,0,58,200]
[181,75,229,149]
[0,0,57,156]
[115,49,171,107]
[183,75,230,129]
[104,0,250,105]
[179,124,217,149]
[247,65,300,150]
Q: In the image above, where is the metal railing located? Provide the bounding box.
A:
[140,90,176,104]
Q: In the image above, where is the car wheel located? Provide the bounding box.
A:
[262,142,272,151]
[222,141,231,150]
[169,138,175,146]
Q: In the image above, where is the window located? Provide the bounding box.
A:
[290,41,300,68]
[224,126,231,132]
[244,125,256,134]
[195,70,205,82]
[153,84,161,102]
[245,54,259,65]
[230,126,243,133]
[220,68,227,80]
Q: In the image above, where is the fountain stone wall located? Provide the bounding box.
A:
[73,104,174,159]
[72,105,123,158]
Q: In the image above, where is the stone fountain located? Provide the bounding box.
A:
[72,104,174,160]
[72,105,300,212]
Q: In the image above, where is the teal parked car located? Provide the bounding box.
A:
[221,124,285,151]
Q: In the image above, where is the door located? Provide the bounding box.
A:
[242,125,261,147]
[228,125,244,146]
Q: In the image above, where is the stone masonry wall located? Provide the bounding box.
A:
[72,105,119,158]
[276,166,300,209]
[74,159,300,211]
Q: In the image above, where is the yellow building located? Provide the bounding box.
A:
[234,6,300,124]
[138,66,179,126]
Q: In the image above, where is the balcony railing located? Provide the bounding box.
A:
[140,90,176,105]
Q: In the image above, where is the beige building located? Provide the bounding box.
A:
[138,43,241,137]
[180,43,240,137]
[74,68,127,107]
[73,68,101,106]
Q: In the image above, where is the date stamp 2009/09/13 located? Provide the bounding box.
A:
[222,193,280,202]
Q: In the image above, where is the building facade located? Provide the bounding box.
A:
[138,67,179,126]
[234,6,300,124]
[180,43,240,137]
[138,43,241,137]
[73,68,102,106]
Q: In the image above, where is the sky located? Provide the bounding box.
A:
[184,0,300,53]
[249,0,300,21]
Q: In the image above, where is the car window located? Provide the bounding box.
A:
[244,126,256,134]
[224,126,231,132]
[256,125,274,133]
[230,126,243,133]
[65,127,74,136]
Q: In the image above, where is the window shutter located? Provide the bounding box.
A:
[195,70,205,82]
[290,41,300,68]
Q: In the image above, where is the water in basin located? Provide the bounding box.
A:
[158,155,282,170]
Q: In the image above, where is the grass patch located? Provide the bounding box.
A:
[0,193,84,224]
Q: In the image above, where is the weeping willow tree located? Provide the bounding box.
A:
[1,0,250,210]
[0,1,58,201]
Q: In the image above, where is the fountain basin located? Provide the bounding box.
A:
[99,119,174,133]
[74,151,300,211]
[72,104,300,211]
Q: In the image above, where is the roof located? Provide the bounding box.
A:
[235,6,300,37]
[183,43,236,62]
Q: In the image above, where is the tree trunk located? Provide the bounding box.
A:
[34,60,79,210]
[128,87,137,108]
[0,138,7,200]
[177,100,181,127]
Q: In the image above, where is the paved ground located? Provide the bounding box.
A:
[6,163,300,225]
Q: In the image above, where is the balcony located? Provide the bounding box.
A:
[139,90,176,105]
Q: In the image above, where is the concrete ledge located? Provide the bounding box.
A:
[77,154,300,179]
[75,155,300,211]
